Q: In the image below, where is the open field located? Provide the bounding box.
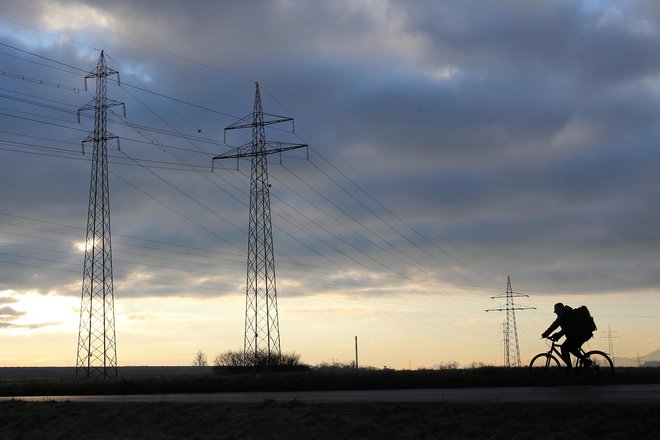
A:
[1,367,659,439]
[1,400,658,439]
[1,366,660,397]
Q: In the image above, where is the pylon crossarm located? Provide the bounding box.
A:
[78,101,96,119]
[107,100,127,117]
[213,142,307,161]
[225,115,294,132]
[78,101,125,123]
[85,66,119,79]
[223,113,253,131]
[81,132,119,156]
[84,69,119,91]
[263,112,294,122]
[486,306,535,312]
[490,293,529,299]
[264,141,308,154]
[212,142,252,161]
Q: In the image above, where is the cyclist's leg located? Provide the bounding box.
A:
[575,336,593,367]
[561,338,581,369]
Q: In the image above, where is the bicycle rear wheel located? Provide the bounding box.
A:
[529,353,561,370]
[579,350,614,375]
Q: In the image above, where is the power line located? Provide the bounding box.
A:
[1,38,496,290]
[1,110,342,273]
[0,25,516,348]
[0,214,329,275]
[0,250,233,293]
[120,80,239,119]
[0,53,236,146]
[0,138,212,171]
[277,165,446,275]
[0,41,87,74]
[105,77,337,272]
[0,33,504,301]
[308,157,489,288]
[1,70,81,92]
[261,82,499,287]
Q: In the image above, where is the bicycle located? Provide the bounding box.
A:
[529,337,614,375]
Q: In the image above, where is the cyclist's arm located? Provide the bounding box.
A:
[550,330,565,340]
[541,318,561,338]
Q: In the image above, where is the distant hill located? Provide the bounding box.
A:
[644,349,660,361]
[613,349,660,367]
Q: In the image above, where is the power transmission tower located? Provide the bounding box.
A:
[75,50,125,379]
[212,82,307,366]
[486,276,535,367]
[601,324,619,364]
[499,320,507,366]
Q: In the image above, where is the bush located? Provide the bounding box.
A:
[279,352,303,367]
[213,350,308,372]
[436,361,459,371]
[466,361,495,369]
[315,360,356,371]
[214,350,246,368]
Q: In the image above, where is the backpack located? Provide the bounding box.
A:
[573,305,597,338]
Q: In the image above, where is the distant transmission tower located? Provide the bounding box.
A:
[75,50,125,379]
[212,82,307,366]
[486,276,534,367]
[602,324,619,364]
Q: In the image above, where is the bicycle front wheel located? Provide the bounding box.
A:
[580,350,614,375]
[529,353,561,370]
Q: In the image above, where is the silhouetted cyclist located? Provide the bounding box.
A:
[541,303,590,370]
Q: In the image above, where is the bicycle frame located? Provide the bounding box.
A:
[530,337,614,375]
[544,339,586,368]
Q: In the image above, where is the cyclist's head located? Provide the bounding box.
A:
[553,302,564,314]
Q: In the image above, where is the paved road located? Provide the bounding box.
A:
[3,384,660,404]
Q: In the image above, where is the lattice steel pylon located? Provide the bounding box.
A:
[486,276,534,367]
[75,51,125,379]
[213,82,307,366]
[601,324,618,362]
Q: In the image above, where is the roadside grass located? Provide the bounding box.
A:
[0,366,659,397]
[0,400,658,439]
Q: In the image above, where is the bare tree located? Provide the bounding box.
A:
[192,350,208,367]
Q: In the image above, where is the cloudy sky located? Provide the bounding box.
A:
[1,0,659,368]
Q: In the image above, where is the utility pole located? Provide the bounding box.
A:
[355,336,359,369]
[486,276,535,367]
[75,51,125,379]
[212,82,307,367]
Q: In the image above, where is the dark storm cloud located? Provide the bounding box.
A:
[400,0,660,83]
[1,0,660,299]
